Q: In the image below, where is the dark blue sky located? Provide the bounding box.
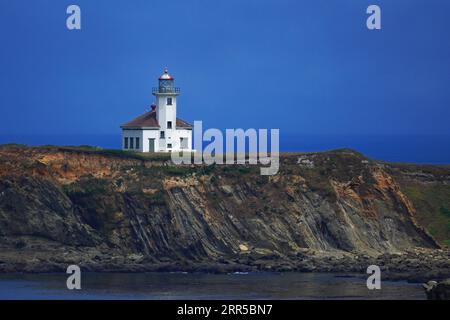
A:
[0,0,449,136]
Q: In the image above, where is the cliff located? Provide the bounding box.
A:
[0,145,449,280]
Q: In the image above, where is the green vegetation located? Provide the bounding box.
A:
[164,166,197,176]
[197,163,217,175]
[222,165,254,175]
[141,190,166,205]
[327,148,368,159]
[387,162,450,181]
[96,149,172,161]
[0,143,28,148]
[439,206,450,218]
[14,144,173,161]
[402,183,450,247]
[131,162,256,178]
[62,178,110,197]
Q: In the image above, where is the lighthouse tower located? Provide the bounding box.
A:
[153,69,180,139]
[120,68,193,152]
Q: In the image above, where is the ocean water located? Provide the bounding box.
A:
[0,272,424,300]
[1,134,449,164]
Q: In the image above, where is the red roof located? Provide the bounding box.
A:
[176,118,193,129]
[121,110,192,129]
[159,69,174,80]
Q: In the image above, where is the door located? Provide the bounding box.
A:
[148,138,155,152]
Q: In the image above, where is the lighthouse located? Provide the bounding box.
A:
[120,69,193,152]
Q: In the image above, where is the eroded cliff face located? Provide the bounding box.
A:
[386,163,450,246]
[0,145,446,275]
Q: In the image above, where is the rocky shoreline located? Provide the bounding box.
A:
[1,239,449,284]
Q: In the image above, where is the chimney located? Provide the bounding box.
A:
[151,103,157,111]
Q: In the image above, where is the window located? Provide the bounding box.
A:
[180,137,188,149]
[130,137,134,149]
[167,143,172,149]
[124,137,128,149]
[167,121,172,129]
[160,131,165,139]
[167,97,172,105]
[135,137,140,149]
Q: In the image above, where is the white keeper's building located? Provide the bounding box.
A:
[120,69,193,152]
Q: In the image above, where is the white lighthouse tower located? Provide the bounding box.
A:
[154,69,179,146]
[120,69,193,152]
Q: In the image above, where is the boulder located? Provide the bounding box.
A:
[423,279,450,300]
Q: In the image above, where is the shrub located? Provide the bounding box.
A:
[143,191,166,205]
[63,178,109,197]
[439,207,450,218]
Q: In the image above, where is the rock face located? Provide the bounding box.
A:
[0,145,449,278]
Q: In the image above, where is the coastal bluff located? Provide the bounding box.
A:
[0,145,449,282]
